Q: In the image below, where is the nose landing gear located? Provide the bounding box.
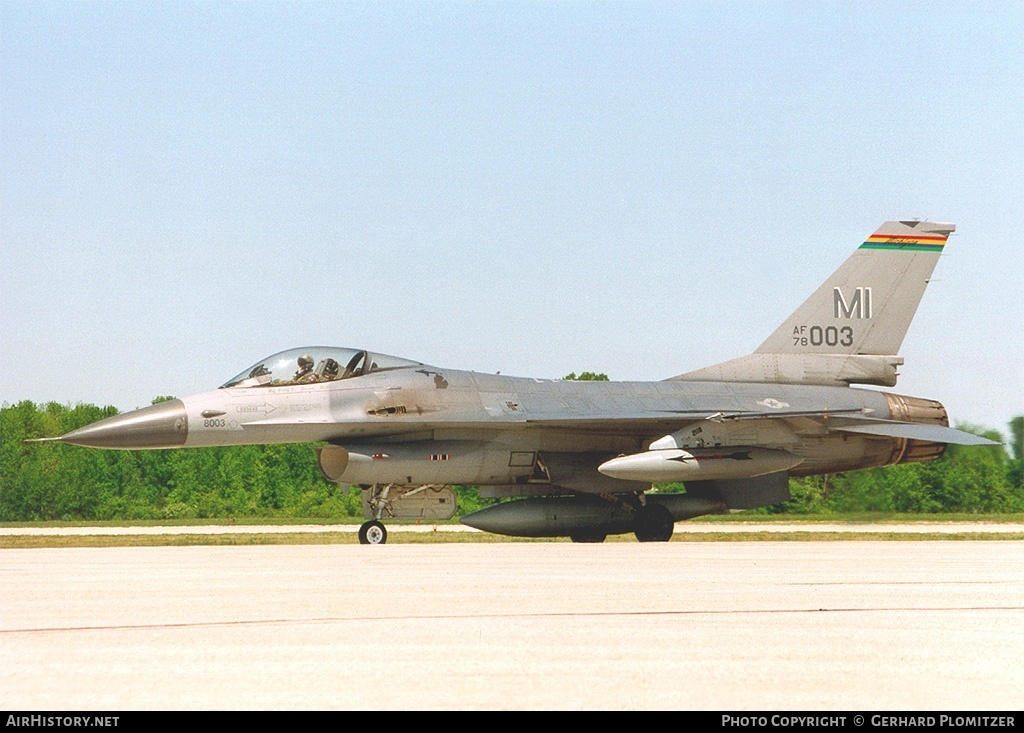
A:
[356,483,458,544]
[358,520,387,545]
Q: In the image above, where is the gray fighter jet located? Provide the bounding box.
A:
[46,220,996,543]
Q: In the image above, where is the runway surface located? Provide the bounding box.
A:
[2,541,1022,710]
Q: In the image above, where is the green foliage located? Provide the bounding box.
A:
[452,485,497,516]
[1,401,119,521]
[652,482,686,495]
[1009,417,1023,461]
[777,422,1023,515]
[563,372,610,381]
[1008,417,1023,491]
[775,476,831,514]
[0,401,357,522]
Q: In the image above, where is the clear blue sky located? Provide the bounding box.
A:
[2,1,1021,435]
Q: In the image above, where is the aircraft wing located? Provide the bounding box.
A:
[520,408,996,447]
[237,406,995,448]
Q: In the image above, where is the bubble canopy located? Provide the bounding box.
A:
[220,347,424,389]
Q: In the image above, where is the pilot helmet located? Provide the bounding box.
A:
[298,354,313,369]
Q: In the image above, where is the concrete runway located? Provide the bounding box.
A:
[2,542,1022,710]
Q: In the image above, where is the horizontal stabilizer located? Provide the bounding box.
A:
[831,421,999,446]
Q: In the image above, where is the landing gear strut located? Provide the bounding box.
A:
[356,482,458,544]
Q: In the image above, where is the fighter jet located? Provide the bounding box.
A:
[45,220,996,543]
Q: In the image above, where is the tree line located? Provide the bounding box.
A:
[1,399,1021,522]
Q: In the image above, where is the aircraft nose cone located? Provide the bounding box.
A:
[60,399,189,449]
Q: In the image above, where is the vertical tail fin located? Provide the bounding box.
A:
[756,220,954,355]
[671,220,955,387]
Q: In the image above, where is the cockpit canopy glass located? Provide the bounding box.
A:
[220,347,424,389]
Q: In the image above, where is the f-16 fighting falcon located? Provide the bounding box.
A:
[43,220,996,543]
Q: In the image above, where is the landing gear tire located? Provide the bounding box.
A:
[570,532,607,543]
[359,520,387,545]
[634,504,674,543]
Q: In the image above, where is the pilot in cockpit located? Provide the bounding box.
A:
[320,358,340,380]
[293,354,316,383]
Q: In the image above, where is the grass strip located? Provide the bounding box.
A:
[3,531,1023,549]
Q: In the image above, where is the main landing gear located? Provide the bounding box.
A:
[567,493,676,543]
[633,502,675,543]
[569,532,608,543]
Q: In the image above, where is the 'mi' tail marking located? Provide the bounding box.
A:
[671,219,955,387]
[755,219,955,357]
